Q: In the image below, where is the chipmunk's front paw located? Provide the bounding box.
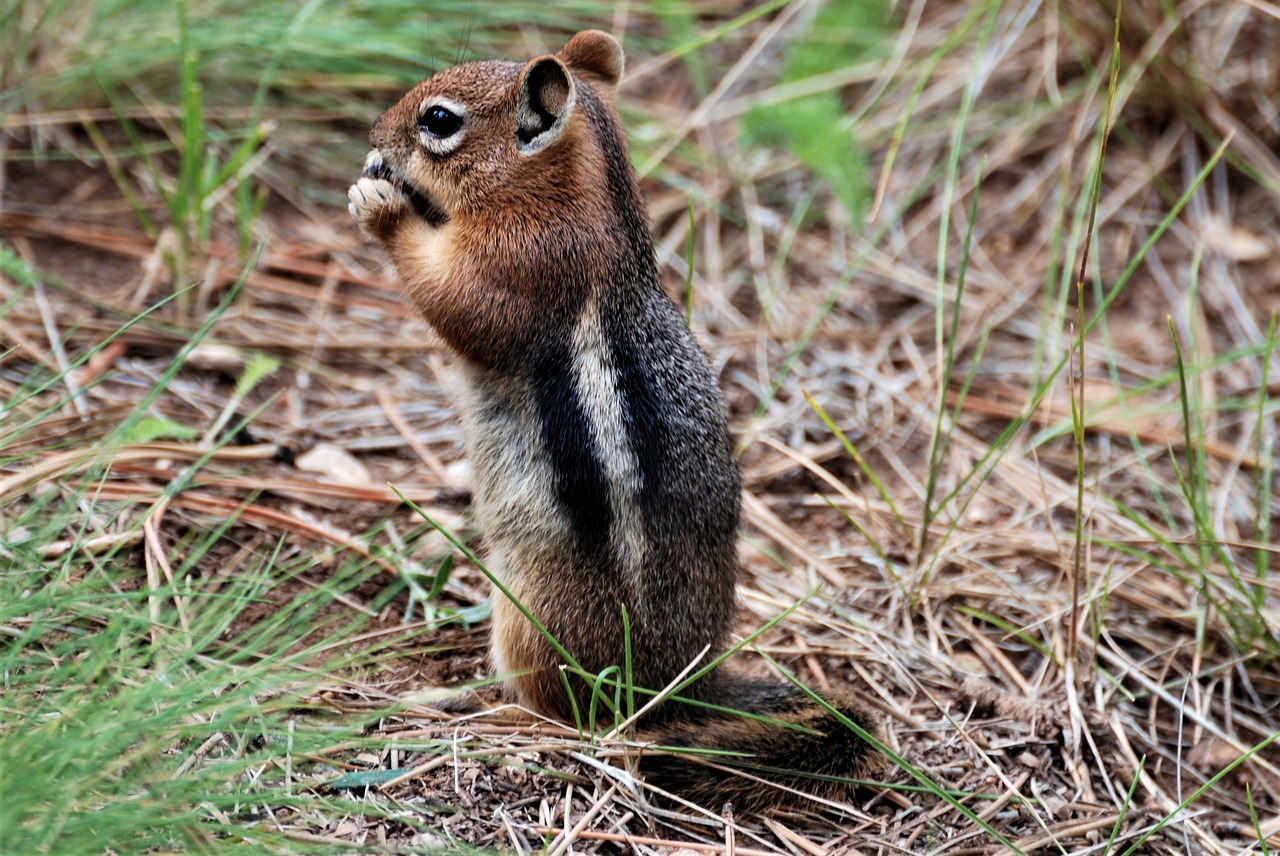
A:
[348,174,408,243]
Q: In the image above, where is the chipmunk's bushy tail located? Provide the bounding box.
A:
[640,671,882,814]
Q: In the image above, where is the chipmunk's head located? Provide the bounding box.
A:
[365,30,625,229]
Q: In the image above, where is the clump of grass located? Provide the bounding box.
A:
[0,540,382,852]
[0,285,437,853]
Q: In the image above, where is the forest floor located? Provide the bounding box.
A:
[3,1,1279,853]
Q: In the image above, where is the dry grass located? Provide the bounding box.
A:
[2,0,1279,853]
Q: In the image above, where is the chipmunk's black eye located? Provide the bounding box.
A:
[419,105,462,139]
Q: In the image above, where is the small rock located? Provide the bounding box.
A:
[296,443,372,485]
[186,343,246,373]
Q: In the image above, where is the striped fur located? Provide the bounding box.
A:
[349,29,882,812]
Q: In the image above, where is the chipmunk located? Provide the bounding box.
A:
[348,30,881,813]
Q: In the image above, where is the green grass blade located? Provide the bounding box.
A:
[1117,732,1280,856]
[806,391,910,539]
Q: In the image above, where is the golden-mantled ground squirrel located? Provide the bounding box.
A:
[349,30,880,813]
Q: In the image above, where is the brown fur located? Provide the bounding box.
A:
[358,55,612,368]
[349,30,883,813]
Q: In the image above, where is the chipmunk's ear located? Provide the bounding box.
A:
[515,55,576,154]
[558,30,623,94]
